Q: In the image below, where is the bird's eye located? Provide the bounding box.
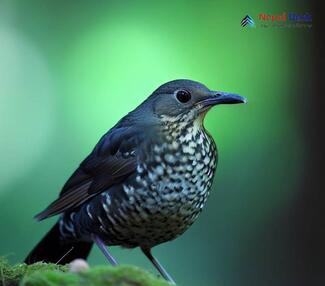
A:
[175,89,191,103]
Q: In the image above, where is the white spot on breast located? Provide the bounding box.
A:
[171,141,179,149]
[182,145,195,155]
[156,166,164,175]
[189,141,196,148]
[196,163,204,170]
[166,166,173,174]
[203,156,210,165]
[197,134,204,144]
[182,132,193,142]
[186,165,193,172]
[137,165,144,173]
[148,171,158,181]
[165,193,178,201]
[146,197,156,205]
[164,154,175,163]
[123,185,134,195]
[154,145,161,153]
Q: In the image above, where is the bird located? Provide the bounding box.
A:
[24,79,246,284]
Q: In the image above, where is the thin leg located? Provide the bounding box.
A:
[92,234,118,266]
[142,248,176,285]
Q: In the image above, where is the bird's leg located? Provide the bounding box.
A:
[141,247,176,285]
[92,234,118,266]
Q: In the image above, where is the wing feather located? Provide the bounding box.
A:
[35,125,142,221]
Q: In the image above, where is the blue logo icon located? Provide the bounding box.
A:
[241,15,255,27]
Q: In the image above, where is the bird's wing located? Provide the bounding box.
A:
[35,125,146,221]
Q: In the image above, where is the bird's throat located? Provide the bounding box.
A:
[161,110,208,142]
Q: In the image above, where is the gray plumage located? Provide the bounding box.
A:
[26,79,246,284]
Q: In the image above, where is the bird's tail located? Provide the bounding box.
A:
[24,221,93,264]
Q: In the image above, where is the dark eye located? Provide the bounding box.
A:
[175,89,191,103]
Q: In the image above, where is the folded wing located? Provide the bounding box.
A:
[35,125,145,221]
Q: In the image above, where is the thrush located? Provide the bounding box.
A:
[25,79,246,284]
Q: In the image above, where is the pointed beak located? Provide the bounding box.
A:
[199,91,247,108]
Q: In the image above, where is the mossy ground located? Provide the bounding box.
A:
[0,257,170,286]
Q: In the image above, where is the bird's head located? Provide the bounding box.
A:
[143,79,246,131]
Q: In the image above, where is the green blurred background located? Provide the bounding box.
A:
[1,0,322,285]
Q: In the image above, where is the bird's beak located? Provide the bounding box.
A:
[198,92,247,108]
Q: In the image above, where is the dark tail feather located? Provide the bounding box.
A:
[24,222,93,264]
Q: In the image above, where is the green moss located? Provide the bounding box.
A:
[0,257,67,286]
[0,258,170,286]
[21,271,78,286]
[83,265,170,286]
[21,265,169,286]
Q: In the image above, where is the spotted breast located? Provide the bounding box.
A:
[59,112,217,249]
